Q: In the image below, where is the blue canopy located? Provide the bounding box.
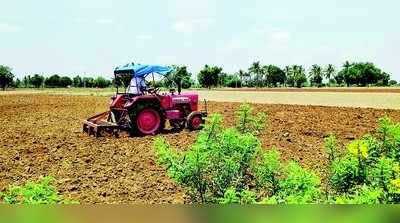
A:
[114,63,173,78]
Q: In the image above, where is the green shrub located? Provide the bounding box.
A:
[154,113,261,203]
[330,139,370,193]
[235,103,267,136]
[377,116,400,159]
[218,188,240,204]
[155,137,210,202]
[387,163,400,202]
[258,196,278,204]
[328,117,400,203]
[330,155,360,193]
[239,189,257,204]
[278,161,321,204]
[155,106,400,204]
[253,148,281,195]
[369,157,397,192]
[218,188,256,204]
[334,185,382,204]
[0,176,78,204]
[324,134,339,164]
[362,135,382,163]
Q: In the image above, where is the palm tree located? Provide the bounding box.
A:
[309,64,323,87]
[343,61,351,70]
[284,66,291,87]
[342,61,352,86]
[249,61,262,88]
[238,69,245,87]
[325,64,335,86]
[262,65,270,87]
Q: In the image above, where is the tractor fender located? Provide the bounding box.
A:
[186,111,204,124]
[186,111,203,120]
[186,111,205,130]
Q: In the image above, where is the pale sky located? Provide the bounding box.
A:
[1,0,399,81]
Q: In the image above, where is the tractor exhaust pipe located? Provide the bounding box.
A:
[177,79,182,95]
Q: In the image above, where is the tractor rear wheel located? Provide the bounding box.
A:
[130,104,164,136]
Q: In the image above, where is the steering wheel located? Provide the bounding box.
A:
[147,87,160,94]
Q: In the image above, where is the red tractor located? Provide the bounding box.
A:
[83,64,207,137]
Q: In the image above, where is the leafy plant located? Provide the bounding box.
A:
[369,157,397,192]
[235,103,267,136]
[218,188,240,204]
[239,190,257,204]
[328,117,400,203]
[0,176,78,204]
[0,65,14,90]
[362,135,382,163]
[155,106,400,204]
[154,112,261,203]
[333,185,382,204]
[278,161,321,204]
[218,188,256,204]
[253,148,281,195]
[330,155,360,193]
[377,116,400,159]
[324,134,339,164]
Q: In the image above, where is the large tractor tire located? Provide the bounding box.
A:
[129,103,165,136]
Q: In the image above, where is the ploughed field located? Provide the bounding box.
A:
[1,94,399,204]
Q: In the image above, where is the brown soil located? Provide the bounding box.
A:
[212,87,400,93]
[1,94,399,203]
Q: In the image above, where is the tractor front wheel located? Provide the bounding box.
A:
[187,114,203,131]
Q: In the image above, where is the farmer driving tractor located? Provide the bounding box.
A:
[128,74,147,95]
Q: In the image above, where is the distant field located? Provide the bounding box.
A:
[1,87,400,109]
[212,87,400,93]
[198,91,400,110]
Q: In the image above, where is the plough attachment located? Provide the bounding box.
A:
[83,111,120,137]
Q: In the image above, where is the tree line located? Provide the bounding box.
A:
[1,62,398,90]
[0,67,112,89]
[197,61,397,89]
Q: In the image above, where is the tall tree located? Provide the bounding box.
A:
[0,65,14,90]
[45,75,61,87]
[238,69,245,85]
[218,72,228,87]
[283,66,292,87]
[263,65,286,87]
[82,77,95,88]
[73,75,83,87]
[94,77,111,88]
[14,78,22,88]
[59,76,72,87]
[325,64,335,84]
[30,74,45,88]
[292,65,307,88]
[262,65,270,87]
[197,65,223,89]
[308,64,323,87]
[165,65,193,89]
[342,61,352,86]
[249,61,262,88]
[337,62,391,86]
[22,75,31,88]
